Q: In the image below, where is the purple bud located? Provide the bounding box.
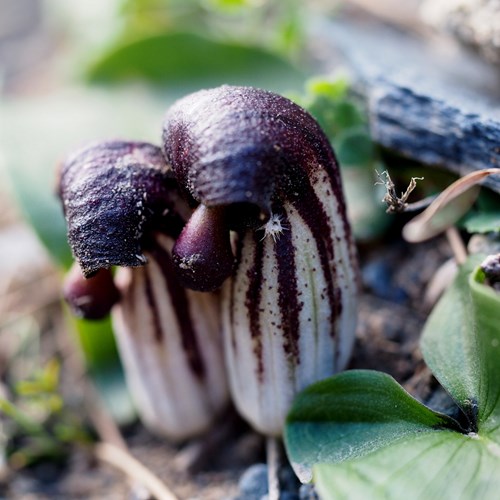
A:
[63,263,120,319]
[172,205,234,292]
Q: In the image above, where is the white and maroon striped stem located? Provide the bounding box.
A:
[59,141,229,440]
[112,233,228,441]
[162,86,359,435]
[222,186,356,435]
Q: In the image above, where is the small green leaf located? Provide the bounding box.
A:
[334,127,375,167]
[205,0,250,11]
[341,164,389,241]
[305,76,350,101]
[86,32,305,93]
[284,370,457,483]
[331,100,365,129]
[0,399,48,437]
[304,98,365,141]
[461,211,500,234]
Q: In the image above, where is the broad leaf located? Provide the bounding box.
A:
[421,255,500,427]
[420,255,484,424]
[86,32,305,93]
[314,432,500,500]
[284,255,500,497]
[284,370,458,483]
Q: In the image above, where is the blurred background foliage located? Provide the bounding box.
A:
[0,0,385,461]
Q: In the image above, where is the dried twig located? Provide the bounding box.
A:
[85,383,127,451]
[85,384,178,500]
[94,442,178,500]
[376,170,425,214]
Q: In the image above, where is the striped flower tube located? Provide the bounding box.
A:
[59,141,228,441]
[162,86,359,436]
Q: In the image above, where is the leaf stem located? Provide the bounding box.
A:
[446,227,467,265]
[266,436,280,500]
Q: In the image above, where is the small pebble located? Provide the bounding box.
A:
[279,465,300,492]
[362,259,408,303]
[279,492,300,500]
[299,483,319,500]
[237,463,268,499]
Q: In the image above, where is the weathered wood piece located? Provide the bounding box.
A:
[313,14,500,193]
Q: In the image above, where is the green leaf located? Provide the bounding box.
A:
[334,126,375,167]
[284,370,457,483]
[0,399,48,437]
[341,164,389,241]
[205,0,250,11]
[420,255,485,424]
[461,211,500,234]
[67,313,136,425]
[86,32,305,93]
[314,432,500,500]
[469,265,500,430]
[305,76,350,101]
[284,255,500,497]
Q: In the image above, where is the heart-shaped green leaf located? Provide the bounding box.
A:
[284,255,500,498]
[284,370,459,483]
[314,431,500,500]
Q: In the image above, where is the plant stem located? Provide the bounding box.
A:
[446,227,467,265]
[266,436,280,500]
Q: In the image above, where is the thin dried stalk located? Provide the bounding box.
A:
[95,442,178,500]
[86,384,177,500]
